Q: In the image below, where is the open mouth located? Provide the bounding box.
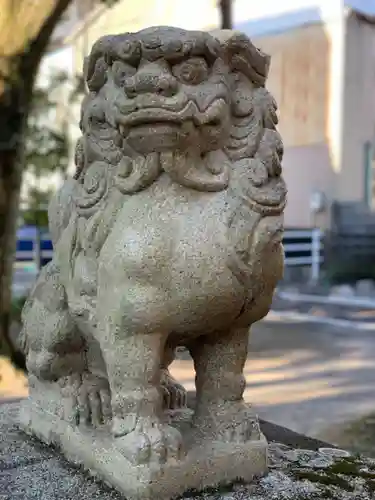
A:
[117,98,226,135]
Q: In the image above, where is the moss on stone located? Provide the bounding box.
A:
[288,452,375,497]
[292,469,354,491]
[180,477,247,498]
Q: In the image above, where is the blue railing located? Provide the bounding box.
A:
[16,226,53,269]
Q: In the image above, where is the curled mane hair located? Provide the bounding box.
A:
[211,30,286,216]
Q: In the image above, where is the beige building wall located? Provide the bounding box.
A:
[71,0,219,72]
[255,24,330,148]
[255,24,334,227]
[282,143,335,227]
[254,14,375,226]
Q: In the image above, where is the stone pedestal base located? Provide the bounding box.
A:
[18,380,268,500]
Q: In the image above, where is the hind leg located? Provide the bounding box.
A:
[22,261,111,427]
[21,260,85,381]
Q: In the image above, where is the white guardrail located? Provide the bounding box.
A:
[283,228,323,282]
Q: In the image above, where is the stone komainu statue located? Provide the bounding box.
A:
[19,26,286,497]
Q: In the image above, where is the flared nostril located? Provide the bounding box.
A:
[155,86,175,97]
[157,76,177,97]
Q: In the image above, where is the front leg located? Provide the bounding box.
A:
[96,302,184,465]
[104,330,165,437]
[189,327,260,442]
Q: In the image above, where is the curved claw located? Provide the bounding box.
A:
[112,414,138,437]
[161,371,187,410]
[162,385,171,409]
[60,373,111,427]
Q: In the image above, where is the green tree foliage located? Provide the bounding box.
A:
[21,70,82,227]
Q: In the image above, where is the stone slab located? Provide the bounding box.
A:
[18,395,267,500]
[258,418,336,451]
[0,402,123,500]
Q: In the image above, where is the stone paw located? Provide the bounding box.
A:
[224,413,261,443]
[160,369,187,410]
[59,373,112,427]
[193,402,261,443]
[113,417,184,465]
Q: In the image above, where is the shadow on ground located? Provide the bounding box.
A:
[171,318,375,439]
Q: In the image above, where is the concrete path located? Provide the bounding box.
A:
[170,314,375,439]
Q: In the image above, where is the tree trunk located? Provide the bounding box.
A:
[0,71,33,369]
[0,0,72,370]
[219,0,232,29]
[0,147,25,368]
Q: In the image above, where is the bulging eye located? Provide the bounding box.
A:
[172,57,209,85]
[111,60,136,87]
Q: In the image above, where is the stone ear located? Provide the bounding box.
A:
[209,29,270,87]
[84,35,114,92]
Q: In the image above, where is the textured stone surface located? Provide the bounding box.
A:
[19,26,286,500]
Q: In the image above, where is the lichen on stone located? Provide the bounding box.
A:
[182,443,375,499]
